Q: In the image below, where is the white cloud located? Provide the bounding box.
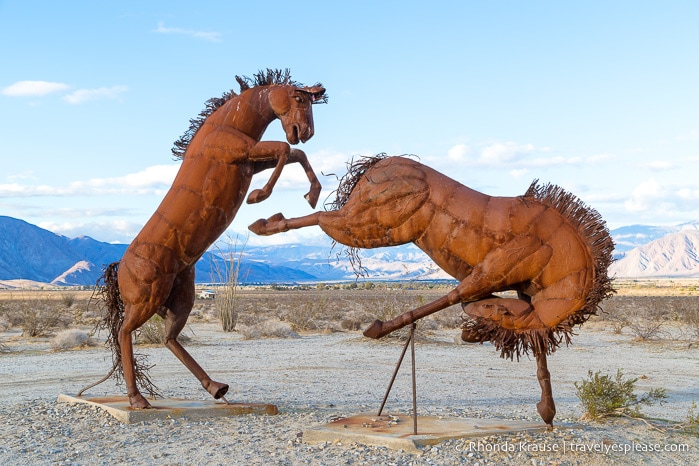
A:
[154,21,222,42]
[624,178,665,212]
[1,80,70,96]
[509,168,529,179]
[480,142,535,164]
[0,164,179,197]
[641,160,674,170]
[39,220,144,244]
[62,85,129,104]
[447,143,470,161]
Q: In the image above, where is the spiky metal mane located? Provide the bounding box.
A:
[171,88,237,160]
[171,68,326,160]
[462,180,616,360]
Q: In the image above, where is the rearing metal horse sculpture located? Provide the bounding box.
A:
[83,69,326,409]
[250,154,615,426]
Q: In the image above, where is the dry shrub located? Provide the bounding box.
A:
[598,296,699,340]
[15,300,70,337]
[627,308,666,340]
[281,296,339,332]
[52,329,93,351]
[239,321,299,340]
[685,308,699,341]
[133,315,191,345]
[135,315,164,345]
[60,292,77,308]
[575,369,667,420]
[0,316,10,332]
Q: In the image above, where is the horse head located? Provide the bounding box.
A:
[269,85,326,144]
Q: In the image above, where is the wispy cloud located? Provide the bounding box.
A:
[39,220,145,244]
[2,80,128,104]
[640,160,675,170]
[154,21,222,42]
[440,141,613,170]
[1,80,70,97]
[0,164,179,197]
[62,85,129,104]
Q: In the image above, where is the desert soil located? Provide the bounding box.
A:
[1,302,698,466]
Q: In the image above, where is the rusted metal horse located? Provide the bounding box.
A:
[250,155,614,426]
[83,69,326,408]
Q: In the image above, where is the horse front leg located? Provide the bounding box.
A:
[246,141,289,205]
[249,147,321,208]
[287,148,321,208]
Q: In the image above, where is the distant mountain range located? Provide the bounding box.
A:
[1,215,698,287]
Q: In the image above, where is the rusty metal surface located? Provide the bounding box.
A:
[80,69,326,409]
[250,154,615,426]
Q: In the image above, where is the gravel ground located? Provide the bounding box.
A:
[1,324,697,465]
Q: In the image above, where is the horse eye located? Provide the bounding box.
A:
[295,96,303,103]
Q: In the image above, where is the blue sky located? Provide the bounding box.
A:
[1,1,698,246]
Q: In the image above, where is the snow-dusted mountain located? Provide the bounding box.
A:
[609,227,699,278]
[2,215,699,286]
[611,220,699,257]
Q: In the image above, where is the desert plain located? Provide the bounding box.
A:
[0,279,698,465]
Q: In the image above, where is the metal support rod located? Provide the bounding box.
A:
[410,322,418,435]
[377,328,413,416]
[376,323,419,435]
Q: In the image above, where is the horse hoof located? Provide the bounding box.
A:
[305,189,320,209]
[248,219,268,235]
[129,394,152,409]
[247,189,269,204]
[537,399,556,426]
[363,320,384,339]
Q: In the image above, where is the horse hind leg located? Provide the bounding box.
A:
[162,267,229,400]
[536,351,556,427]
[461,296,557,426]
[119,302,160,408]
[249,212,321,236]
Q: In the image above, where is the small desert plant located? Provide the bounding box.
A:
[684,401,699,436]
[627,308,665,340]
[685,308,699,341]
[135,315,165,345]
[133,315,191,345]
[575,369,667,420]
[283,295,334,332]
[52,329,92,350]
[15,300,67,337]
[60,292,77,308]
[239,321,300,340]
[211,234,248,332]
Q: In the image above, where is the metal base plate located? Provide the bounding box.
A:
[304,413,551,454]
[57,394,278,424]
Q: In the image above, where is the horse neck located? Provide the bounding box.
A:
[214,87,276,141]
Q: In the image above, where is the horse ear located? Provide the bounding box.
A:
[268,87,291,115]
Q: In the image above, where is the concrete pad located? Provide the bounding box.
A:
[303,413,550,454]
[57,394,277,424]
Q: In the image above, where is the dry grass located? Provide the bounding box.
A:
[596,294,699,341]
[2,281,699,347]
[51,329,94,351]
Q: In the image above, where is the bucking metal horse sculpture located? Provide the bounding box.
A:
[250,154,615,426]
[81,69,326,408]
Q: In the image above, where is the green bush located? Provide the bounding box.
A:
[575,369,667,420]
